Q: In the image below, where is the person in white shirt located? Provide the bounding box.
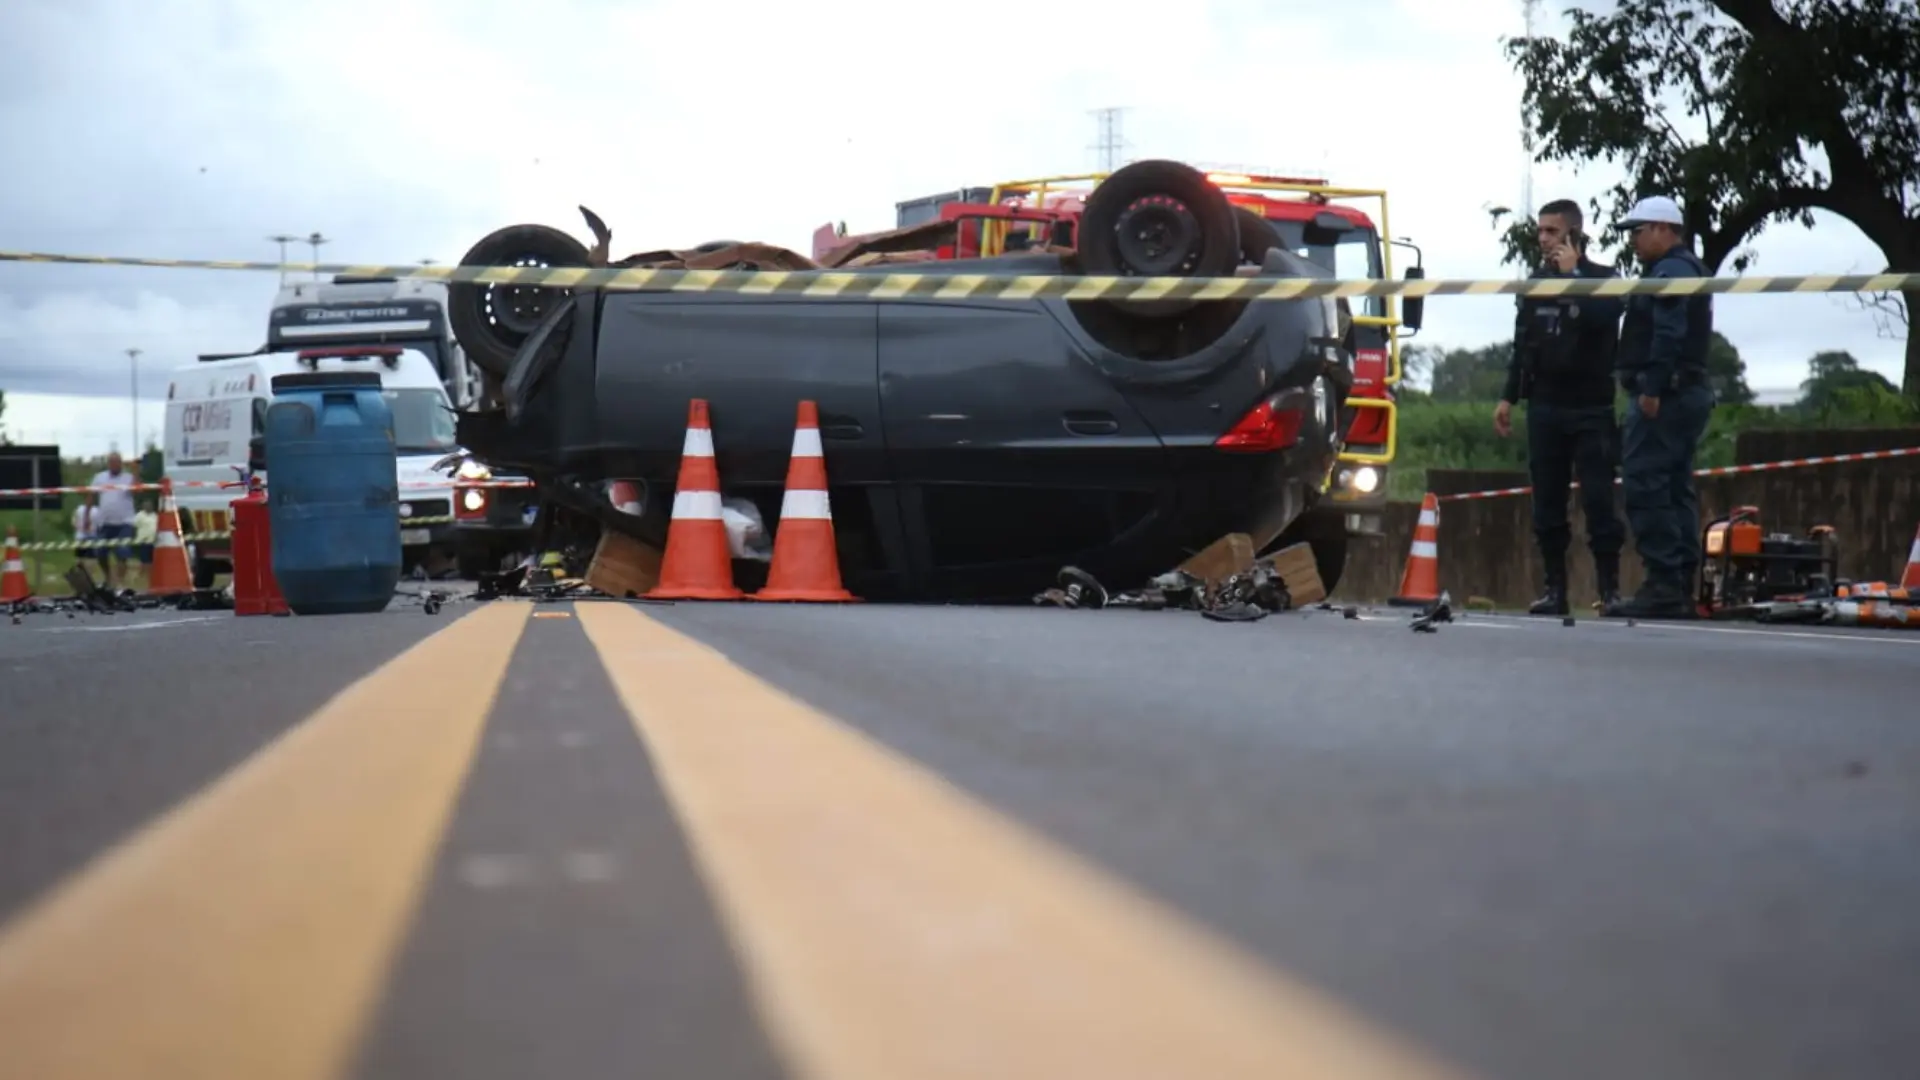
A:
[133,504,158,586]
[88,452,140,588]
[72,502,98,565]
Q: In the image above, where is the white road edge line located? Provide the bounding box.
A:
[1461,612,1920,646]
[43,615,227,634]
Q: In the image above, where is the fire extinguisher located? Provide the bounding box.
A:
[226,450,288,617]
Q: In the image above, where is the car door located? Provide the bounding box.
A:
[592,295,909,594]
[878,300,1171,594]
[594,295,886,485]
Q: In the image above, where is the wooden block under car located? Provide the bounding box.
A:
[584,529,664,598]
[1266,542,1327,606]
[1177,533,1256,590]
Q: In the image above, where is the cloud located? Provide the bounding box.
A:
[1,0,1904,458]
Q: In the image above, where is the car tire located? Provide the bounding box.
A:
[1272,503,1349,598]
[1076,159,1239,319]
[449,224,592,380]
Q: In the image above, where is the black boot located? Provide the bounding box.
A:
[1528,585,1569,616]
[1603,577,1693,619]
[1595,554,1622,610]
[1530,550,1570,616]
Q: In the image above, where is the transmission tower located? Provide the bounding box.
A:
[1090,106,1129,171]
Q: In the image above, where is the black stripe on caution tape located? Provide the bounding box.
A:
[2,249,1916,300]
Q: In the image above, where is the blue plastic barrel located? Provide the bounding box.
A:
[264,371,402,614]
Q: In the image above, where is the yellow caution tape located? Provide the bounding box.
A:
[2,250,1915,301]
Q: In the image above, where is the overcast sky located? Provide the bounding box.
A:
[0,0,1905,458]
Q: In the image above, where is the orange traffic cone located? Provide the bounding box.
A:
[1900,521,1920,590]
[147,478,194,595]
[647,399,744,601]
[753,400,859,603]
[1,527,30,603]
[1388,492,1442,608]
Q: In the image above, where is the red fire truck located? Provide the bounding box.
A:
[811,168,1422,537]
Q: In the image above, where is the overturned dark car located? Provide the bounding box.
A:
[449,159,1372,603]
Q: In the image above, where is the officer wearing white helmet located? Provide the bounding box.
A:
[1606,194,1715,620]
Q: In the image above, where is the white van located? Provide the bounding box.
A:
[163,345,461,587]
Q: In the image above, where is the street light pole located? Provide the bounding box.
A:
[126,347,143,456]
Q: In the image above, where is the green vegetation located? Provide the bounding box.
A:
[1387,340,1920,500]
[1492,0,1917,391]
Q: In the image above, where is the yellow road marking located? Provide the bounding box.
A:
[577,605,1468,1080]
[0,601,532,1080]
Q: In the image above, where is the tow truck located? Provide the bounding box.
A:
[812,168,1421,537]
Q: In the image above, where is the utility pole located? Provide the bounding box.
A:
[1090,106,1129,172]
[269,234,300,285]
[305,232,331,281]
[126,347,142,458]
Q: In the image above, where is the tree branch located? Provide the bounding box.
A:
[1700,184,1835,271]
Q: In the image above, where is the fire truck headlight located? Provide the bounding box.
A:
[1351,466,1380,494]
[462,489,487,512]
[456,459,493,481]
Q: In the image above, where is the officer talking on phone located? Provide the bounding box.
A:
[1495,198,1627,615]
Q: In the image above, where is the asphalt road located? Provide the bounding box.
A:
[1,597,1916,1080]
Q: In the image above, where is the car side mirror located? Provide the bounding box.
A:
[248,435,267,473]
[1400,265,1426,332]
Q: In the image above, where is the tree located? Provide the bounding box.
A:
[1706,331,1755,405]
[1494,0,1920,392]
[1797,349,1897,411]
[138,443,164,486]
[0,388,8,445]
[1428,343,1514,402]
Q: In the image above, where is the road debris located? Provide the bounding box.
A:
[1410,591,1454,633]
[1031,535,1329,623]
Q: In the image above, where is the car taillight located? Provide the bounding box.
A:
[1216,389,1309,453]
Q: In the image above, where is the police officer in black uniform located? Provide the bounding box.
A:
[1605,194,1716,619]
[1495,198,1626,615]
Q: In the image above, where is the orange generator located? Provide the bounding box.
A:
[1698,505,1839,615]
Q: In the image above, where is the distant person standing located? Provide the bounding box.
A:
[133,500,158,589]
[1494,198,1627,615]
[88,451,140,590]
[72,501,98,567]
[1605,195,1716,620]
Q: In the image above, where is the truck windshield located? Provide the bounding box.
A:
[1268,222,1386,319]
[385,388,458,454]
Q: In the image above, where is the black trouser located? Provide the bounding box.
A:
[1620,382,1715,588]
[1527,401,1626,586]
